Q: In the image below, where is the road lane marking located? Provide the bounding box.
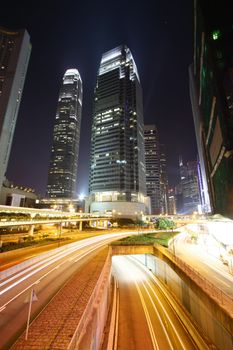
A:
[135,280,159,350]
[0,232,135,313]
[0,235,128,311]
[145,280,186,350]
[127,256,187,350]
[129,256,208,350]
[0,234,124,294]
[141,280,174,349]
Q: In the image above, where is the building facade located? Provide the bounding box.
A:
[0,178,37,207]
[179,158,201,214]
[0,27,31,189]
[144,125,161,214]
[89,45,148,216]
[160,144,169,214]
[47,69,83,199]
[189,0,233,216]
[168,188,177,215]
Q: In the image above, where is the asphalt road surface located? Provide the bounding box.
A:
[112,255,211,350]
[0,232,132,349]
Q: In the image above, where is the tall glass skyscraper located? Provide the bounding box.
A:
[179,158,201,214]
[144,125,161,214]
[0,27,31,190]
[159,144,169,214]
[47,69,83,199]
[89,45,148,216]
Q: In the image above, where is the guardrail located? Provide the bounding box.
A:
[154,243,233,317]
[0,217,110,228]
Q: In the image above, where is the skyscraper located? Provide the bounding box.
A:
[144,125,161,214]
[89,45,148,216]
[47,69,83,199]
[160,144,169,214]
[179,158,201,214]
[189,0,233,216]
[0,27,31,190]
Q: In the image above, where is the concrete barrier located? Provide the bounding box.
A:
[153,243,233,317]
[68,252,112,350]
[106,277,119,350]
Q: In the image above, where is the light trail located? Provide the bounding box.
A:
[122,256,173,349]
[0,232,133,311]
[0,241,105,311]
[134,280,160,350]
[113,255,210,350]
[129,256,186,349]
[170,230,233,297]
[0,234,114,285]
[143,280,186,350]
[130,256,211,350]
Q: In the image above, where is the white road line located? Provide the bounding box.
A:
[127,256,187,349]
[0,246,98,312]
[0,235,124,311]
[145,280,186,350]
[135,280,159,350]
[130,256,209,350]
[0,233,126,292]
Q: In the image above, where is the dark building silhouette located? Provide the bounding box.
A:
[0,27,31,189]
[47,69,83,199]
[189,0,233,216]
[89,45,148,216]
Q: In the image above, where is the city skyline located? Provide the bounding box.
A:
[0,1,196,196]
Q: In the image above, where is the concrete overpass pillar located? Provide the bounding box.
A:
[57,223,62,247]
[79,221,83,231]
[28,225,34,236]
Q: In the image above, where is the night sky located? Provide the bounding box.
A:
[1,0,196,196]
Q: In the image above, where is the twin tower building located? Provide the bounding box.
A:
[47,45,150,216]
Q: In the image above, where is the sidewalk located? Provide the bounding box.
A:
[11,247,109,350]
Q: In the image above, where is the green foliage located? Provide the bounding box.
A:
[0,237,68,253]
[112,233,157,245]
[112,231,178,247]
[0,212,31,221]
[135,219,144,226]
[155,218,176,230]
[112,218,135,227]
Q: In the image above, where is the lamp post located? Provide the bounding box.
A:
[172,237,176,256]
[58,222,62,247]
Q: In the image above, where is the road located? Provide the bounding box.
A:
[170,231,233,298]
[112,255,211,350]
[0,232,133,349]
